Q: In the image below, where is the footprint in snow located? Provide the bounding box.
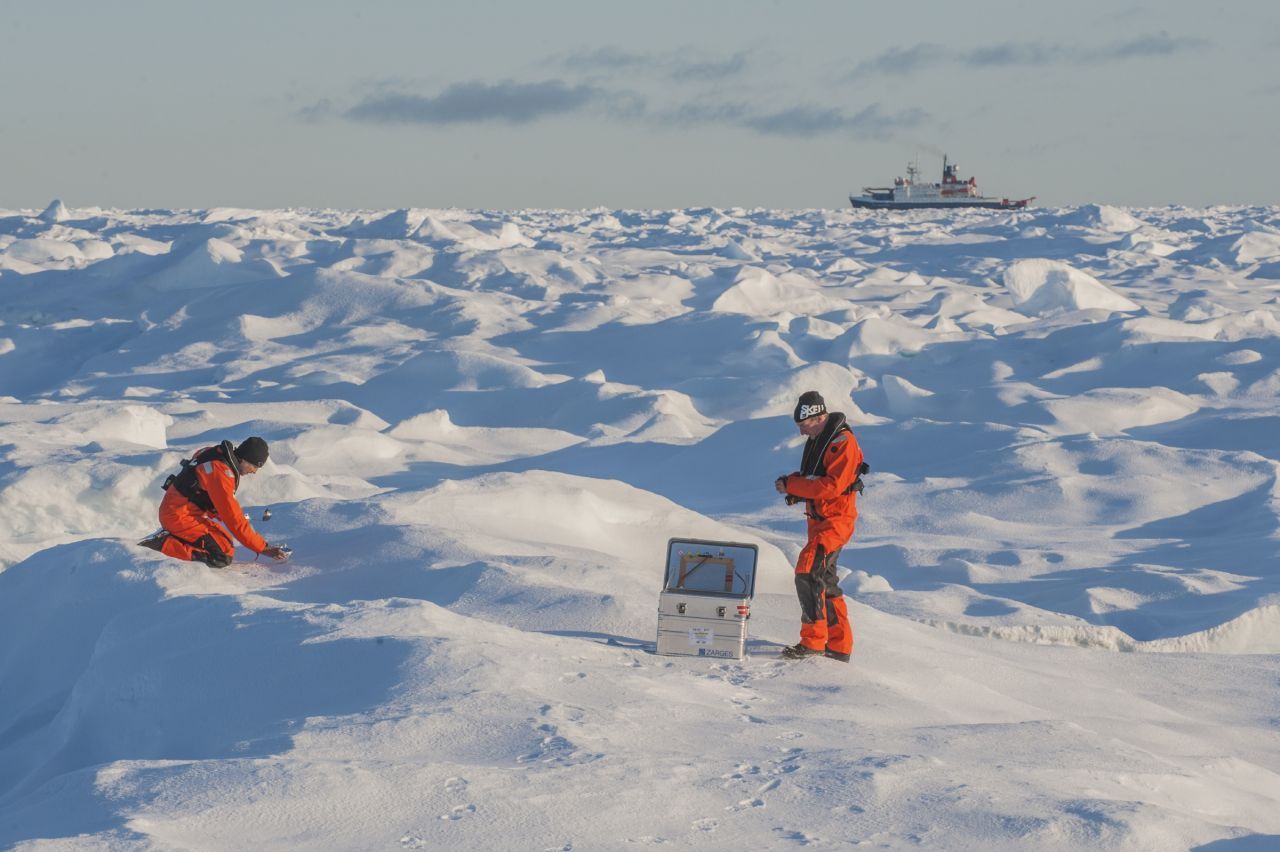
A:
[439,804,476,821]
[773,827,821,845]
[720,763,761,782]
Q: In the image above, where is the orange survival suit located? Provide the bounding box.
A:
[155,441,268,567]
[778,411,865,660]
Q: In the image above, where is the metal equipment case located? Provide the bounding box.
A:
[655,538,758,660]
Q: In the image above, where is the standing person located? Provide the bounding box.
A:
[138,436,289,567]
[774,391,866,662]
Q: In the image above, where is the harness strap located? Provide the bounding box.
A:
[162,440,240,512]
[800,414,860,521]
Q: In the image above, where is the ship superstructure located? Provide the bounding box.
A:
[850,155,1033,210]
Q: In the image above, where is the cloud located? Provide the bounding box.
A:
[742,106,852,136]
[561,46,652,72]
[321,74,924,141]
[297,99,336,123]
[660,100,928,139]
[847,43,946,79]
[345,80,599,125]
[670,51,749,81]
[554,45,751,82]
[962,42,1069,68]
[742,103,928,138]
[659,101,752,127]
[849,32,1207,79]
[600,89,650,121]
[1097,32,1206,59]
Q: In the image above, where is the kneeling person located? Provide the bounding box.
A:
[139,436,289,566]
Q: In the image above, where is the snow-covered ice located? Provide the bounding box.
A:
[2,202,1279,849]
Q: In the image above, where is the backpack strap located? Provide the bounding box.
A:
[162,440,240,512]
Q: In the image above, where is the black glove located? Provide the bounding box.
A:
[777,475,800,505]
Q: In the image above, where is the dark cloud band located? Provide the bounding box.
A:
[346,80,599,125]
[325,77,925,140]
[848,32,1207,79]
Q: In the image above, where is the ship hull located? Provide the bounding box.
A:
[850,195,1031,210]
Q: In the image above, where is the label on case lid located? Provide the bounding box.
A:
[688,627,712,646]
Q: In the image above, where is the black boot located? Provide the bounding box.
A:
[824,649,851,663]
[780,643,824,660]
[137,530,169,552]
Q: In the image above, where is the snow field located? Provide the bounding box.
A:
[1,201,1279,848]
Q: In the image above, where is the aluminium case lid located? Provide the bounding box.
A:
[662,537,758,599]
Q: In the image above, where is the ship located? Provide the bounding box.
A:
[850,155,1034,210]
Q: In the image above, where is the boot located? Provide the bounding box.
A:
[780,643,824,660]
[137,530,169,552]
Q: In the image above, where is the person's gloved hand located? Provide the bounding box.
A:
[775,475,790,495]
[261,544,291,562]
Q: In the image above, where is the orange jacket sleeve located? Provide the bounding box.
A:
[784,432,863,500]
[196,459,268,554]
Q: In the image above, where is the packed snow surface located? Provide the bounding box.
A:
[2,202,1280,849]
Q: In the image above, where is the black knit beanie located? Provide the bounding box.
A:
[793,391,827,422]
[235,436,269,466]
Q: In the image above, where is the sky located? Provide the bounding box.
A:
[3,0,1277,210]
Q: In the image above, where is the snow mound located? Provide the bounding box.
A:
[1232,230,1280,265]
[38,199,70,223]
[844,569,893,593]
[928,603,1280,654]
[64,404,171,449]
[382,470,793,593]
[1003,259,1141,315]
[1052,204,1146,233]
[1117,232,1179,256]
[589,212,622,231]
[719,238,758,261]
[361,348,561,396]
[584,384,719,446]
[387,409,582,465]
[838,314,949,357]
[710,267,848,316]
[348,208,432,239]
[283,425,406,477]
[881,374,937,417]
[5,238,85,267]
[827,256,867,274]
[1040,386,1199,435]
[149,236,285,290]
[413,217,533,251]
[739,362,881,423]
